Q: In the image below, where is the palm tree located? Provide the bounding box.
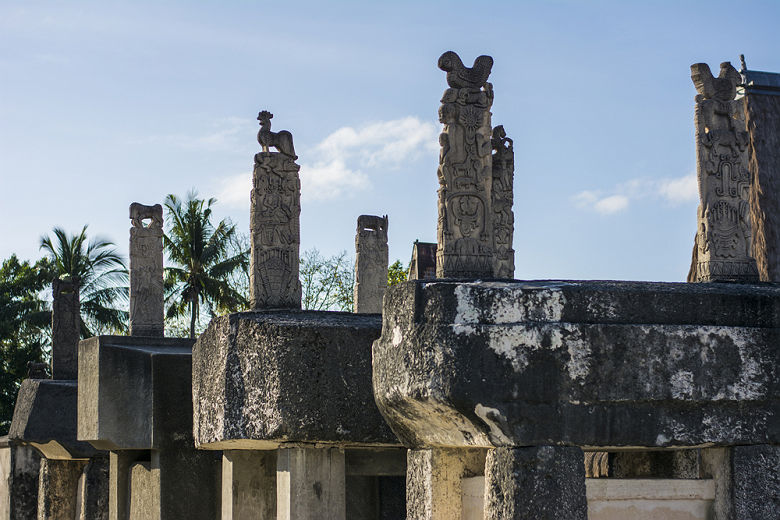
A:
[163,192,249,338]
[40,226,128,337]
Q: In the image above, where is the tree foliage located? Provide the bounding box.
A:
[40,225,128,337]
[163,192,249,338]
[300,249,354,311]
[0,256,53,434]
[387,260,408,287]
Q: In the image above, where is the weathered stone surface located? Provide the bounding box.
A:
[222,450,276,520]
[51,278,80,379]
[746,88,780,281]
[77,336,194,450]
[193,310,398,449]
[484,446,587,520]
[688,61,758,282]
[37,458,85,520]
[277,448,345,520]
[81,455,109,520]
[9,379,97,459]
[7,443,40,520]
[731,445,780,519]
[609,450,700,478]
[354,215,389,314]
[436,51,495,278]
[129,203,164,337]
[250,150,302,309]
[373,280,780,448]
[491,125,514,279]
[586,478,716,520]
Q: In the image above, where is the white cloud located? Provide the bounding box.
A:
[659,173,698,204]
[574,172,698,215]
[299,159,370,201]
[216,173,251,208]
[594,195,629,214]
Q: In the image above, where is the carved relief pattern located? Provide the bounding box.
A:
[691,62,758,282]
[491,125,515,279]
[251,152,302,309]
[129,218,164,337]
[436,60,495,278]
[354,215,389,313]
[51,278,80,379]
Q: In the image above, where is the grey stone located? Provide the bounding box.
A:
[491,125,515,279]
[373,280,780,449]
[746,87,780,281]
[257,110,296,158]
[193,310,398,449]
[354,215,389,313]
[51,278,80,379]
[408,242,437,280]
[80,455,109,520]
[37,458,85,520]
[277,447,345,520]
[9,379,97,459]
[609,449,700,478]
[731,445,780,519]
[436,51,495,278]
[221,450,276,520]
[3,441,40,520]
[484,446,587,520]
[688,61,758,282]
[250,141,302,309]
[129,203,164,337]
[77,336,194,450]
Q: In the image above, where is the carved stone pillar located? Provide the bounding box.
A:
[51,278,80,380]
[353,215,388,313]
[688,61,759,282]
[129,202,164,337]
[435,51,495,278]
[491,125,515,279]
[250,114,302,309]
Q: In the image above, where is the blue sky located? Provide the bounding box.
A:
[1,0,779,281]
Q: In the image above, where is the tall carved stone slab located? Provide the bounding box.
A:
[491,125,515,279]
[353,215,389,313]
[689,61,758,282]
[129,202,164,337]
[51,278,79,380]
[251,152,302,309]
[435,51,495,278]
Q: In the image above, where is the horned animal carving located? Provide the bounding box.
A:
[257,110,297,158]
[129,202,163,228]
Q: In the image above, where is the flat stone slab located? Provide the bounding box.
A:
[77,336,194,450]
[373,280,780,449]
[193,310,399,449]
[9,379,98,459]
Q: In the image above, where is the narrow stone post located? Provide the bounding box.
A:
[353,215,389,313]
[51,278,80,380]
[250,110,302,309]
[276,448,345,520]
[405,448,485,520]
[688,61,758,282]
[484,446,587,520]
[743,59,780,281]
[221,451,276,520]
[435,51,495,278]
[128,202,164,337]
[37,458,85,520]
[491,125,515,279]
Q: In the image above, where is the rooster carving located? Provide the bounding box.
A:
[438,51,493,89]
[690,62,742,102]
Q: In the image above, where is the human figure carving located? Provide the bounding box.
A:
[129,202,163,228]
[257,110,297,158]
[438,51,494,89]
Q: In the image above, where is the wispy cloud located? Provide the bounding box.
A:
[137,117,253,153]
[573,173,698,215]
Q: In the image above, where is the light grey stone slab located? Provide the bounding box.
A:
[354,215,388,314]
[221,450,276,520]
[277,447,345,520]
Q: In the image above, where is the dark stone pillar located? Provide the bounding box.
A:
[51,278,80,380]
[731,445,780,519]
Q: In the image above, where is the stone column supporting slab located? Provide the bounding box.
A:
[221,450,276,520]
[490,125,515,279]
[484,446,587,520]
[7,443,40,520]
[37,458,86,520]
[51,278,80,379]
[276,447,345,520]
[80,455,109,520]
[406,448,485,520]
[128,202,164,337]
[354,215,389,313]
[109,451,144,520]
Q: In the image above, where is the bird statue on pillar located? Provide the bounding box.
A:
[438,51,494,89]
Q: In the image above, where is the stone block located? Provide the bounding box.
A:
[731,445,780,519]
[374,280,780,449]
[77,335,194,450]
[37,458,85,520]
[484,446,587,520]
[7,443,40,520]
[193,310,398,449]
[221,450,276,520]
[80,455,109,520]
[277,447,345,520]
[9,379,97,459]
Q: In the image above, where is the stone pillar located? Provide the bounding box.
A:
[688,61,758,282]
[221,451,276,520]
[108,451,142,520]
[435,51,495,278]
[128,202,164,337]
[80,455,109,520]
[276,448,345,520]
[250,112,302,309]
[491,125,515,279]
[51,278,80,380]
[354,215,389,313]
[406,448,485,520]
[6,443,40,520]
[744,66,780,281]
[37,458,86,520]
[484,446,587,520]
